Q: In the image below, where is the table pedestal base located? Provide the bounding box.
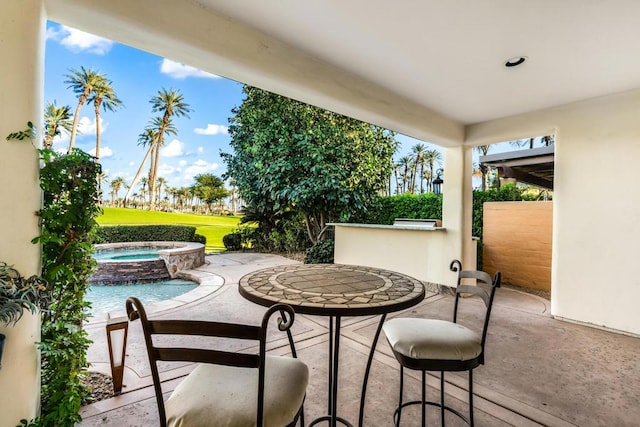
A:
[308,314,387,427]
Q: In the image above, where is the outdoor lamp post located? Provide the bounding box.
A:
[433,169,444,195]
[106,316,129,394]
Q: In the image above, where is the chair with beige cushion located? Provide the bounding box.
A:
[126,297,308,427]
[382,260,501,426]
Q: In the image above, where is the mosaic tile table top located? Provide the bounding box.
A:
[239,264,425,316]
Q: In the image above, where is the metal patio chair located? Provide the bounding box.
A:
[126,297,308,427]
[382,260,501,426]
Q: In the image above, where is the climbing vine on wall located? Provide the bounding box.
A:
[7,123,102,427]
[33,149,102,426]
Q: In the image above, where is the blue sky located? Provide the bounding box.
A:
[45,21,449,193]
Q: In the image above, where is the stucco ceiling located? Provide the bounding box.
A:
[46,0,640,146]
[200,0,640,125]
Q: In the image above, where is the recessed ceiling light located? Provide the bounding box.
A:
[504,56,527,67]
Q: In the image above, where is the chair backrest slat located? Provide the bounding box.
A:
[458,269,493,285]
[154,347,260,368]
[456,284,490,307]
[148,319,261,340]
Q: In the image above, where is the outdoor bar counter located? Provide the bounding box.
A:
[330,222,456,286]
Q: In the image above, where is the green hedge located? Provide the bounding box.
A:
[348,185,538,269]
[94,225,206,244]
[357,184,535,239]
[355,193,443,225]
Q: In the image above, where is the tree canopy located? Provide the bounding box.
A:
[193,173,228,213]
[222,85,397,242]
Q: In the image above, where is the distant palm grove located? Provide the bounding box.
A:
[45,67,450,221]
[46,66,230,215]
[46,66,551,235]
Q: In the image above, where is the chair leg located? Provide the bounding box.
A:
[395,365,404,427]
[421,370,426,427]
[440,371,445,427]
[469,370,474,427]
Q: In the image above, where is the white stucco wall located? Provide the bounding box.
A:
[334,226,455,285]
[0,0,45,424]
[467,90,640,336]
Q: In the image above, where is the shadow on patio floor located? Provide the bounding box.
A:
[79,253,640,427]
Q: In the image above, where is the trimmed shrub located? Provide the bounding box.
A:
[94,225,203,244]
[304,239,335,264]
[193,233,207,245]
[222,233,243,251]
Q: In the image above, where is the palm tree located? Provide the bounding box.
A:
[164,186,175,210]
[124,117,176,205]
[43,101,73,149]
[110,176,125,207]
[64,66,105,153]
[88,78,122,161]
[424,149,443,193]
[393,162,402,194]
[187,185,198,211]
[541,135,554,146]
[228,179,239,214]
[156,177,167,206]
[398,156,412,193]
[474,145,492,191]
[411,143,427,193]
[139,177,148,209]
[177,187,190,210]
[147,88,191,210]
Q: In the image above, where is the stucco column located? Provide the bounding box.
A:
[0,0,45,424]
[442,145,475,273]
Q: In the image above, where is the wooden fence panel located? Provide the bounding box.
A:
[483,201,552,291]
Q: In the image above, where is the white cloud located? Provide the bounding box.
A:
[89,146,113,158]
[197,146,204,153]
[47,25,114,55]
[194,124,228,135]
[158,159,220,187]
[52,128,70,147]
[128,161,135,167]
[160,58,220,79]
[158,163,177,177]
[160,139,185,157]
[77,116,107,137]
[184,159,219,178]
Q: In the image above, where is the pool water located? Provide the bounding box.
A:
[86,279,198,316]
[93,247,172,261]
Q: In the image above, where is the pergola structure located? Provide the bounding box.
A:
[481,146,555,190]
[3,1,640,422]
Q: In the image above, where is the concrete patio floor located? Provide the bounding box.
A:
[79,253,640,426]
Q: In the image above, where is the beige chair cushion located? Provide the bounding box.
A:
[383,318,481,361]
[166,355,308,427]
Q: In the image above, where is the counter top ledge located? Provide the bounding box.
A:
[328,222,446,231]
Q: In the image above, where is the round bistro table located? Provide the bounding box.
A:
[238,263,425,427]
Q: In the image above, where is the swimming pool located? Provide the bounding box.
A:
[90,242,206,284]
[92,246,172,261]
[86,279,198,316]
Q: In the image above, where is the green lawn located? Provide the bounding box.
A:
[98,207,242,252]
